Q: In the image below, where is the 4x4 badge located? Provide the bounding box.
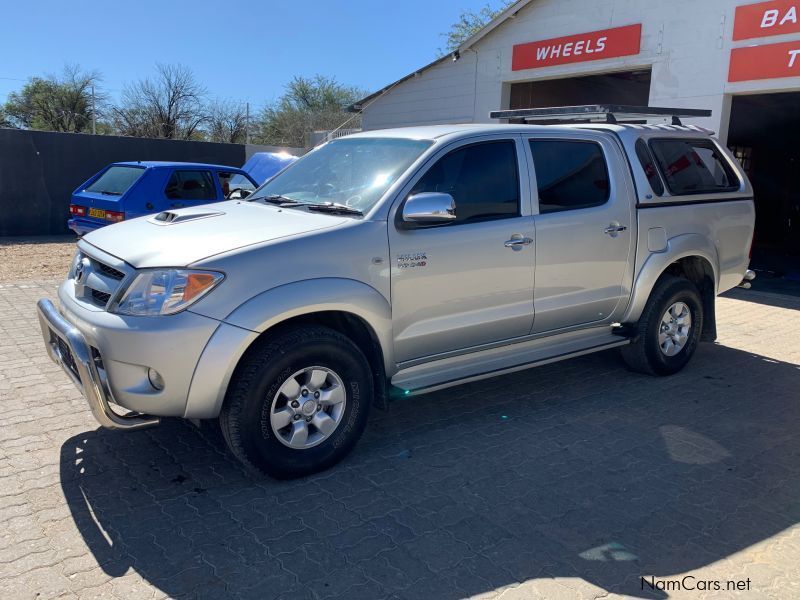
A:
[397,252,428,269]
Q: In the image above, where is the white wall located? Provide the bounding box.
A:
[361,0,800,143]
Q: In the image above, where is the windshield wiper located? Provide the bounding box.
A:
[98,190,122,196]
[306,202,363,216]
[257,194,304,205]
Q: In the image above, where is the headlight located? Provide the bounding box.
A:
[111,269,224,316]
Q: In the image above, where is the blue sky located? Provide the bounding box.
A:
[0,0,495,108]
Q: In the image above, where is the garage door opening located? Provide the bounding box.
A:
[728,92,800,276]
[509,69,651,113]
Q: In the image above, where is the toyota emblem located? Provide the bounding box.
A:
[75,260,86,283]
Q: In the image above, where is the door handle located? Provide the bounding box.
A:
[504,236,533,250]
[604,224,628,236]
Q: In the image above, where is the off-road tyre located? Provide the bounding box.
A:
[621,275,704,376]
[220,326,372,479]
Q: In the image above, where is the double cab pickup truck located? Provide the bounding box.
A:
[38,107,755,478]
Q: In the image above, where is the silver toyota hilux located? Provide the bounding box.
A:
[38,109,755,478]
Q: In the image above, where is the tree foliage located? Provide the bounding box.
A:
[255,75,365,147]
[111,64,207,140]
[441,1,514,54]
[3,65,102,132]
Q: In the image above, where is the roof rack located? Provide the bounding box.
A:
[489,104,712,126]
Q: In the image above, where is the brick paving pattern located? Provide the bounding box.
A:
[1,279,799,599]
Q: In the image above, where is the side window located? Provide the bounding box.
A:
[218,171,256,199]
[649,139,740,195]
[635,138,665,196]
[164,170,216,200]
[410,140,519,224]
[529,140,610,214]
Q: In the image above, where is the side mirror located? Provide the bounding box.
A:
[402,192,456,226]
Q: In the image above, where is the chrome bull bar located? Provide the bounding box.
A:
[36,298,159,431]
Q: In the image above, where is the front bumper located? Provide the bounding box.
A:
[37,298,159,430]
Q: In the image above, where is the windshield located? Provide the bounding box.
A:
[84,165,145,195]
[249,137,433,214]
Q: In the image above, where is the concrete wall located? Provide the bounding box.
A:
[361,0,800,143]
[0,129,302,236]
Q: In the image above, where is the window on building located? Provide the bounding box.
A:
[529,140,610,213]
[635,138,665,196]
[650,139,739,195]
[164,170,216,200]
[410,140,519,224]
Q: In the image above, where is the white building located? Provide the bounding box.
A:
[353,0,800,263]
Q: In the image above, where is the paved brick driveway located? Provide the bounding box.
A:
[1,280,799,600]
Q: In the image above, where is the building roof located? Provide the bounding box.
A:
[348,0,534,112]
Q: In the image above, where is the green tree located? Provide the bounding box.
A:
[440,1,514,54]
[255,75,366,147]
[3,65,102,132]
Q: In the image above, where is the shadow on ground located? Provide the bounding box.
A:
[60,343,800,599]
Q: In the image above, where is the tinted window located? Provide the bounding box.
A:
[650,139,739,195]
[529,140,610,214]
[635,138,664,196]
[84,166,145,195]
[411,141,519,224]
[164,170,216,200]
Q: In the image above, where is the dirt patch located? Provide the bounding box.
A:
[0,236,77,282]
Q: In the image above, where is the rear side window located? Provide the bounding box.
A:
[84,166,145,195]
[411,140,519,224]
[164,170,216,200]
[529,140,610,214]
[650,139,739,195]
[635,138,664,196]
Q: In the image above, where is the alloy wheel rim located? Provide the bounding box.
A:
[658,301,692,357]
[269,366,346,449]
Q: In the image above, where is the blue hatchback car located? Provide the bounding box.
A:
[68,161,260,236]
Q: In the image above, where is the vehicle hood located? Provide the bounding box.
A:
[82,201,349,268]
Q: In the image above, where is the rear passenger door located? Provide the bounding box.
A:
[525,132,635,333]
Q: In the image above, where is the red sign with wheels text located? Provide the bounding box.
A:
[733,0,800,41]
[728,40,800,81]
[511,24,642,71]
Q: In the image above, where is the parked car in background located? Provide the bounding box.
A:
[242,151,298,185]
[68,162,259,235]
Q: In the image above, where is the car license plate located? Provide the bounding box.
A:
[89,208,106,219]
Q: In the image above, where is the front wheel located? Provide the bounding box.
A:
[220,326,372,479]
[621,275,703,376]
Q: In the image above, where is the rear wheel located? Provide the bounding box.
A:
[220,326,372,479]
[621,275,703,376]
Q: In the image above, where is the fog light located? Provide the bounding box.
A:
[148,368,164,391]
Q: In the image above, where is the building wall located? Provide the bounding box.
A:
[361,0,800,143]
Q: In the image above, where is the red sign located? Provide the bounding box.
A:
[512,24,642,71]
[729,40,800,81]
[733,1,800,41]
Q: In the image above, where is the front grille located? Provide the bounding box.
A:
[91,289,112,304]
[97,263,125,280]
[73,251,131,310]
[54,334,79,379]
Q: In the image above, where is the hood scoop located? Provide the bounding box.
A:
[150,208,225,225]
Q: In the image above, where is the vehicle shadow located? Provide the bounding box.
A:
[60,342,800,599]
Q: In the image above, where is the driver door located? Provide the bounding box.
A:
[388,136,535,364]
